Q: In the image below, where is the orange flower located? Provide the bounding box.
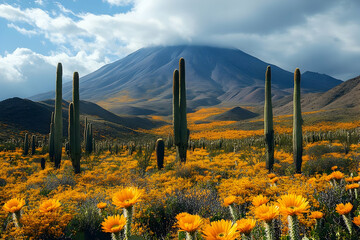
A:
[176,212,191,221]
[353,176,360,182]
[3,198,25,213]
[353,216,360,226]
[254,204,279,222]
[177,213,203,233]
[309,211,324,219]
[336,203,353,215]
[331,166,338,171]
[39,199,61,213]
[252,195,269,207]
[236,218,256,234]
[223,196,236,207]
[270,177,279,184]
[267,173,276,179]
[346,183,359,190]
[345,177,354,183]
[277,194,310,216]
[331,171,344,180]
[112,187,143,209]
[101,215,126,233]
[202,219,239,240]
[97,202,107,209]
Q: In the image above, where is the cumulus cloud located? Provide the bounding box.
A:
[0,0,360,99]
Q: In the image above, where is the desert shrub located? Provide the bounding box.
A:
[305,144,342,159]
[303,157,356,175]
[137,188,228,239]
[67,197,111,239]
[40,170,75,196]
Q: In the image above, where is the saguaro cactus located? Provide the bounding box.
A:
[54,63,63,168]
[264,66,274,172]
[49,112,55,162]
[72,72,81,173]
[31,135,36,155]
[68,102,75,157]
[293,68,303,173]
[23,133,29,155]
[173,58,188,162]
[155,138,165,169]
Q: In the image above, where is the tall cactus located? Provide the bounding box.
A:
[68,102,75,157]
[54,63,63,168]
[72,72,81,173]
[293,68,303,173]
[49,112,55,162]
[264,66,274,172]
[31,135,36,155]
[155,138,165,170]
[173,58,188,162]
[23,133,29,155]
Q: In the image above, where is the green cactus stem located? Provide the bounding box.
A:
[54,62,63,168]
[264,66,274,172]
[155,138,165,170]
[72,72,81,173]
[23,133,29,155]
[293,68,303,174]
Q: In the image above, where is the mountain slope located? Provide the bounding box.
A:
[0,98,163,136]
[32,45,342,115]
[274,75,360,116]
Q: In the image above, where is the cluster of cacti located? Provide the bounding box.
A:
[293,68,303,173]
[54,63,63,168]
[84,117,93,154]
[264,66,274,172]
[23,133,29,155]
[68,72,81,173]
[173,58,189,163]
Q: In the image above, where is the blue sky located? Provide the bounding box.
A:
[0,0,360,100]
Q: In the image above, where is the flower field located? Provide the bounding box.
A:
[1,118,360,240]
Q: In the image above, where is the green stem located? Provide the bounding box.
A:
[111,232,122,240]
[12,211,21,228]
[228,204,238,222]
[288,215,300,240]
[241,233,251,240]
[186,231,196,240]
[342,214,352,235]
[124,206,133,239]
[264,221,274,240]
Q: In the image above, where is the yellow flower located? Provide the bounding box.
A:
[236,218,256,234]
[331,171,344,180]
[177,213,203,233]
[309,211,324,219]
[277,194,310,216]
[3,198,25,213]
[353,216,360,226]
[101,215,126,233]
[294,174,302,178]
[39,199,61,213]
[267,173,276,179]
[202,219,239,240]
[176,212,191,221]
[346,183,360,190]
[331,166,338,171]
[112,187,143,209]
[97,202,107,209]
[252,195,269,207]
[254,204,279,222]
[223,196,236,207]
[336,203,353,215]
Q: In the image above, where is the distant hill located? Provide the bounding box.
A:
[0,97,163,138]
[31,45,342,115]
[207,107,259,121]
[274,75,360,116]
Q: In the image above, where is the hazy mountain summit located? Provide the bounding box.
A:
[32,45,342,115]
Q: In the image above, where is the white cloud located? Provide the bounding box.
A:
[0,0,360,99]
[103,0,134,6]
